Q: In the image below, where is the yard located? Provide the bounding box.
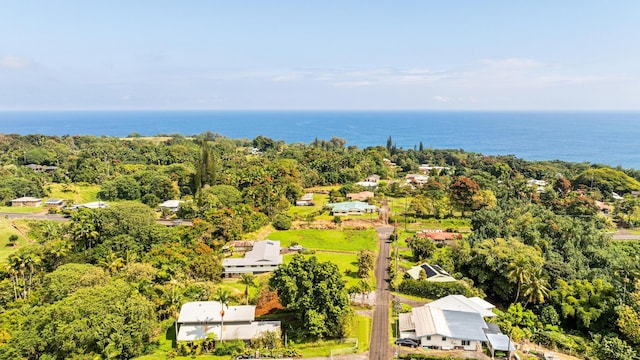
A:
[44,182,102,205]
[0,218,29,262]
[266,228,378,252]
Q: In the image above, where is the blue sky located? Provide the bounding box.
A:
[1,1,638,110]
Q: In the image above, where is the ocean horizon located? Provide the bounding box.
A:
[1,110,639,170]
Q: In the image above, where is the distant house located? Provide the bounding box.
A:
[346,191,374,201]
[24,164,58,172]
[419,164,450,174]
[612,192,625,201]
[326,201,378,216]
[406,174,430,185]
[416,230,463,246]
[81,201,109,209]
[355,175,381,189]
[527,179,547,193]
[159,199,183,212]
[296,193,314,206]
[594,201,611,215]
[398,295,497,351]
[364,175,380,183]
[176,301,281,342]
[222,240,282,277]
[406,263,456,282]
[44,198,65,208]
[11,197,42,207]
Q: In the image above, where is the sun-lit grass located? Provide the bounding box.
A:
[45,183,101,205]
[0,205,44,213]
[267,228,378,252]
[0,219,30,262]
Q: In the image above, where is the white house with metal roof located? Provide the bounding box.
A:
[222,240,283,276]
[176,301,281,342]
[159,199,183,212]
[398,295,497,351]
[326,201,378,216]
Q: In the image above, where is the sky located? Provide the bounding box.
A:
[1,1,639,111]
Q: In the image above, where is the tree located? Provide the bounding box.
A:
[450,177,480,216]
[521,267,550,305]
[407,236,436,262]
[357,250,375,278]
[591,334,637,360]
[269,255,352,338]
[8,234,18,247]
[239,273,256,305]
[216,288,231,342]
[507,256,531,304]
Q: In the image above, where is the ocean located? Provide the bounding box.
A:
[0,110,638,169]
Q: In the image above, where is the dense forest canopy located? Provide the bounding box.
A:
[0,132,639,359]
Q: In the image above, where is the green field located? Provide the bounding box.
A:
[0,205,44,213]
[267,228,378,252]
[0,219,30,262]
[45,183,101,205]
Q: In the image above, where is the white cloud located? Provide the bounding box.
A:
[0,55,33,69]
[433,95,451,103]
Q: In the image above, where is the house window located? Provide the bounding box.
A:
[462,340,470,346]
[426,336,431,341]
[442,337,447,341]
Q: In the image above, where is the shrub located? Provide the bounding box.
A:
[273,214,292,230]
[398,279,484,299]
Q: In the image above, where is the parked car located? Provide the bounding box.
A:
[288,244,304,251]
[395,338,419,348]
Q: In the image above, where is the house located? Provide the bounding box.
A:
[486,333,516,359]
[222,240,282,277]
[527,179,547,193]
[176,301,281,342]
[296,193,314,206]
[326,201,378,216]
[24,164,58,172]
[416,230,463,246]
[398,295,497,352]
[159,199,183,212]
[406,263,456,282]
[612,192,625,201]
[406,174,430,185]
[44,198,65,208]
[11,197,42,207]
[81,201,109,209]
[364,175,380,183]
[346,191,374,201]
[419,164,450,174]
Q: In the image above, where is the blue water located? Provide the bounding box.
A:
[0,110,638,169]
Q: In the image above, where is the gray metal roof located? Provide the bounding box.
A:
[443,310,488,341]
[177,301,255,324]
[486,333,516,351]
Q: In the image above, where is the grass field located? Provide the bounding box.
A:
[267,228,378,252]
[0,205,43,213]
[45,183,102,205]
[0,219,29,262]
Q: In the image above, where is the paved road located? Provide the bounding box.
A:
[369,226,394,360]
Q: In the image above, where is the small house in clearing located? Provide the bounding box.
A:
[295,193,314,206]
[11,197,42,207]
[416,230,463,246]
[222,240,282,277]
[45,199,65,208]
[159,200,183,212]
[326,201,378,216]
[176,301,281,342]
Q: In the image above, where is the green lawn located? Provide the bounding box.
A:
[45,183,101,205]
[267,228,378,252]
[0,219,30,262]
[0,205,44,213]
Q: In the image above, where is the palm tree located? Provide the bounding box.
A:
[359,279,372,306]
[522,267,550,306]
[216,288,231,342]
[239,273,256,305]
[507,257,531,304]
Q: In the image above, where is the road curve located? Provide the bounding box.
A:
[369,226,394,360]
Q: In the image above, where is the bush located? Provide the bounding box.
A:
[399,279,484,299]
[213,340,244,355]
[273,214,292,230]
